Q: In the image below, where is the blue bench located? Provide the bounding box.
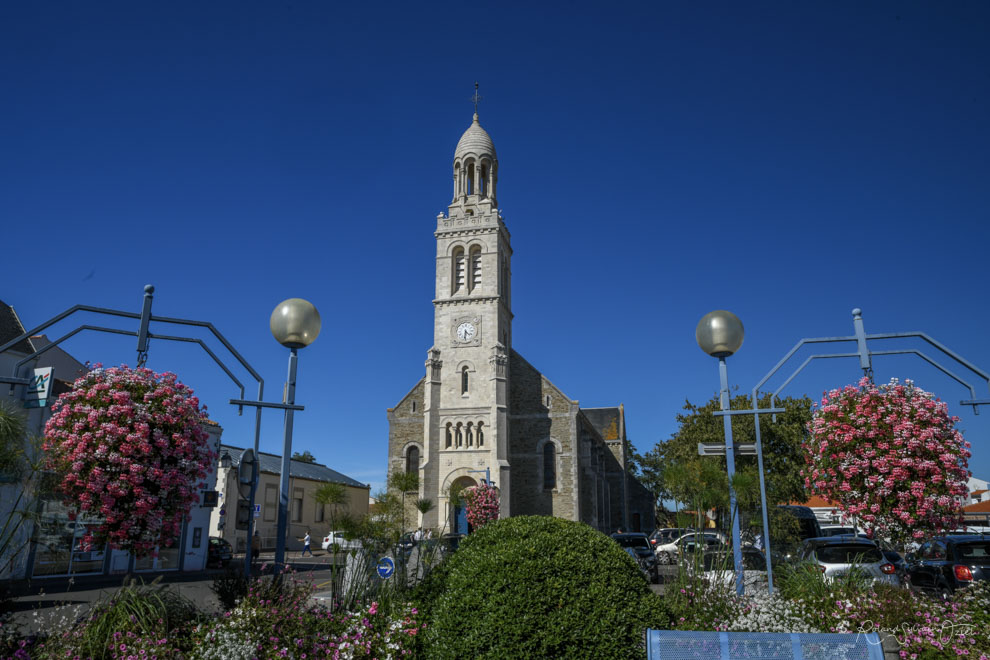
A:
[646,630,884,660]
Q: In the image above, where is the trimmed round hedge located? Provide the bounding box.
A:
[423,515,666,659]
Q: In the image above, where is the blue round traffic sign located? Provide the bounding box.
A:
[376,557,395,579]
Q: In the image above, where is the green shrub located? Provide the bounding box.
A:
[423,516,666,659]
[210,564,251,611]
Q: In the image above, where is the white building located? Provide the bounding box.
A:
[0,300,222,578]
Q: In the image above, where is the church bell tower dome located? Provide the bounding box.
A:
[451,109,498,207]
[455,113,496,160]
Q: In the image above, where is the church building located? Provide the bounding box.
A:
[386,108,655,535]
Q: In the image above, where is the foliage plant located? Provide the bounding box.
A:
[191,568,421,659]
[636,393,812,523]
[461,481,499,530]
[804,377,970,543]
[210,564,251,611]
[42,365,216,557]
[32,577,200,659]
[423,515,667,659]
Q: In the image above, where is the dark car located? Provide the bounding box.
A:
[208,536,233,568]
[611,532,660,583]
[905,535,990,597]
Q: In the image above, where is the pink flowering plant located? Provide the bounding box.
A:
[462,481,499,529]
[42,365,216,557]
[803,377,970,543]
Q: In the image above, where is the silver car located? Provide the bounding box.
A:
[796,536,899,586]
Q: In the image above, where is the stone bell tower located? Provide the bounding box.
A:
[416,104,513,529]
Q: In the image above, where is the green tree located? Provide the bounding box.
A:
[291,450,317,463]
[641,392,812,536]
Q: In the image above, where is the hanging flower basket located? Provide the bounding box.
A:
[803,377,970,543]
[43,365,216,557]
[463,482,500,530]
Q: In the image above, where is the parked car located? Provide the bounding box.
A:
[795,536,898,587]
[322,531,362,552]
[771,505,824,559]
[621,546,654,581]
[207,536,233,568]
[819,525,861,537]
[611,532,660,583]
[649,527,694,548]
[905,535,990,597]
[694,547,770,590]
[654,531,724,565]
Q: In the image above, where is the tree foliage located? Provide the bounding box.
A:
[291,450,317,463]
[638,392,812,533]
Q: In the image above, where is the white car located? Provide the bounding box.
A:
[654,531,724,565]
[321,531,361,551]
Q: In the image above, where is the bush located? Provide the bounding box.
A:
[33,577,200,659]
[423,516,666,659]
[210,564,250,611]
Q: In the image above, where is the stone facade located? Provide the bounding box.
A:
[386,111,655,535]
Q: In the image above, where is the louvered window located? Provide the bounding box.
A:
[471,248,482,290]
[453,249,466,293]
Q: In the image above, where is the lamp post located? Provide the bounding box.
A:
[270,298,321,571]
[696,310,746,596]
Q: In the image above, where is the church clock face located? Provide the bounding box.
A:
[456,322,477,342]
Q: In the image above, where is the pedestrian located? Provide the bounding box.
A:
[300,529,313,557]
[414,527,423,543]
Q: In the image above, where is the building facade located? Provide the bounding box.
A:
[386,112,655,535]
[1,302,222,577]
[211,445,370,553]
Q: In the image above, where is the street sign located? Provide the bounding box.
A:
[697,443,757,456]
[376,557,395,579]
[23,367,53,408]
[253,504,261,518]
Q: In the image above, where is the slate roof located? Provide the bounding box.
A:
[0,300,35,355]
[219,444,369,489]
[581,406,622,441]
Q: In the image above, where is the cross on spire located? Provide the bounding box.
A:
[471,82,482,115]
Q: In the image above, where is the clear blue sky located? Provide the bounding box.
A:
[3,1,988,495]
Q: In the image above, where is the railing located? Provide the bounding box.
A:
[645,630,884,660]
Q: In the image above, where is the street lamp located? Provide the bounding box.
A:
[270,298,321,571]
[696,310,746,596]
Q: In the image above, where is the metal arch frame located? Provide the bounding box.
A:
[746,308,990,596]
[0,285,302,576]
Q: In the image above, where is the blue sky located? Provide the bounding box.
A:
[2,1,988,495]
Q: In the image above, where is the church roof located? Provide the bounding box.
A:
[581,407,623,442]
[455,113,496,160]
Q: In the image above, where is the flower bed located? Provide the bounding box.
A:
[663,568,990,660]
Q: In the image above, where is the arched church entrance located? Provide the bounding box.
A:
[449,476,477,535]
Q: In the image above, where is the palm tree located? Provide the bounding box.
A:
[314,481,348,533]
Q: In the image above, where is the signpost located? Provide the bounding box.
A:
[376,556,395,580]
